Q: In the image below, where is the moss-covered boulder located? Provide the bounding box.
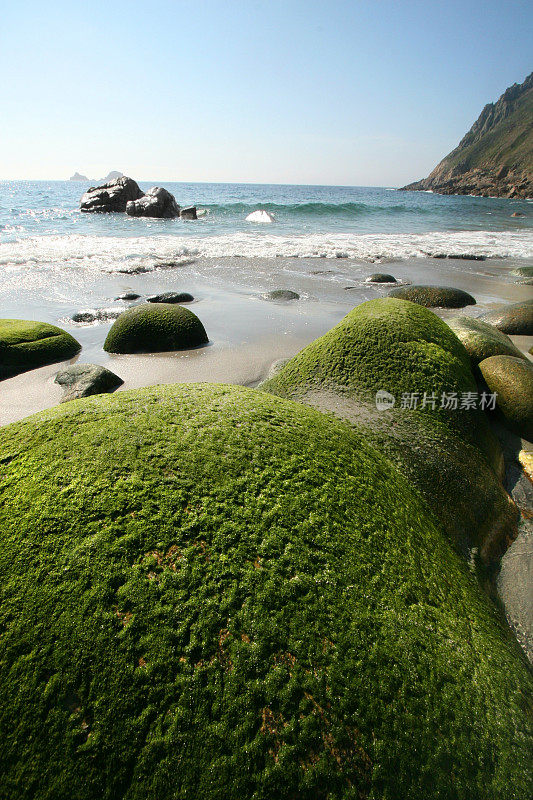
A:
[511,266,533,278]
[0,319,80,378]
[365,273,397,283]
[388,285,476,308]
[263,289,300,301]
[481,300,533,335]
[447,315,527,366]
[479,355,533,441]
[103,303,208,353]
[262,298,515,558]
[0,384,531,800]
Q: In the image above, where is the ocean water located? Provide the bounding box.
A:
[0,180,532,363]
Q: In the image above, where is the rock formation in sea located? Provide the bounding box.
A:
[402,71,532,198]
[80,176,143,213]
[70,170,123,182]
[125,187,180,219]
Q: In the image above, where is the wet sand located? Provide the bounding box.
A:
[1,255,532,426]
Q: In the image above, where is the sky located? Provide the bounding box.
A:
[0,0,531,186]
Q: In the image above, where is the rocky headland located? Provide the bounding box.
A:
[402,72,533,198]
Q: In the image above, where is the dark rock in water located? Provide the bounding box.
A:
[146,292,194,304]
[263,289,300,301]
[447,254,486,261]
[71,308,122,324]
[479,355,533,441]
[114,292,140,301]
[0,319,80,378]
[126,187,180,219]
[55,364,123,402]
[447,316,526,366]
[481,300,533,335]
[365,273,397,284]
[80,177,143,213]
[180,206,198,220]
[388,285,476,308]
[104,303,208,353]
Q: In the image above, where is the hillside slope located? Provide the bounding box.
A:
[402,72,532,198]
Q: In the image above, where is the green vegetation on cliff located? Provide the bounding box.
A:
[0,384,531,799]
[402,72,533,198]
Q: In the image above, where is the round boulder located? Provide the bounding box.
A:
[511,266,533,278]
[146,292,194,304]
[103,303,208,353]
[126,187,180,219]
[479,355,533,441]
[388,285,476,308]
[0,383,531,799]
[55,363,123,402]
[481,300,533,335]
[0,319,80,378]
[263,289,300,301]
[447,315,526,365]
[114,292,140,301]
[365,273,397,283]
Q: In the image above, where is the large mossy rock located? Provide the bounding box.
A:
[0,384,531,800]
[447,315,527,366]
[0,319,80,378]
[263,298,516,559]
[511,266,533,278]
[388,285,476,308]
[479,355,533,442]
[481,300,533,335]
[103,303,208,354]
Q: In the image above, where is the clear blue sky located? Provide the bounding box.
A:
[0,0,531,185]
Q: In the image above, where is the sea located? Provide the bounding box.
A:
[1,180,532,370]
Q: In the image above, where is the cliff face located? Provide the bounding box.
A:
[402,72,533,198]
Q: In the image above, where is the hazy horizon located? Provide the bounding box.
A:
[1,0,531,185]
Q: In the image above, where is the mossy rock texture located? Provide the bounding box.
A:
[388,285,476,308]
[481,300,533,336]
[0,384,531,800]
[511,266,533,278]
[263,298,485,444]
[447,315,527,366]
[262,298,514,558]
[0,319,80,378]
[103,303,208,353]
[479,355,533,442]
[365,273,397,283]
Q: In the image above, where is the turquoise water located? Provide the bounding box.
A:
[0,180,531,336]
[1,181,532,246]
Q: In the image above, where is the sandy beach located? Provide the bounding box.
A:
[1,254,531,425]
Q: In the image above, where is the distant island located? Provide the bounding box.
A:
[402,72,532,198]
[69,170,123,184]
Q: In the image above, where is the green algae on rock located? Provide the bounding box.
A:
[447,315,527,366]
[388,285,476,308]
[511,266,533,278]
[103,302,208,353]
[262,298,515,558]
[0,319,80,378]
[479,355,533,442]
[0,383,531,800]
[481,300,533,336]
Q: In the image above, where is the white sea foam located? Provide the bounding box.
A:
[0,230,532,273]
[245,210,276,223]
